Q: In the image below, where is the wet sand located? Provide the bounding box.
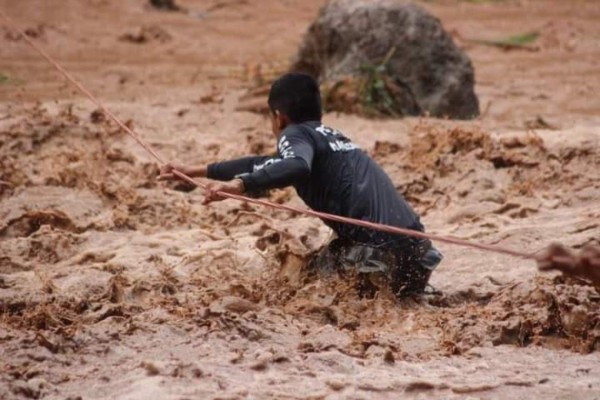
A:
[1,0,599,399]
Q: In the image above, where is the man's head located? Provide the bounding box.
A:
[268,73,322,136]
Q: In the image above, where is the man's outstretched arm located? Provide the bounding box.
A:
[201,157,311,204]
[203,128,315,204]
[158,155,273,182]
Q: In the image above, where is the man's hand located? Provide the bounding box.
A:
[158,163,188,181]
[158,163,206,181]
[202,179,245,205]
[536,243,600,286]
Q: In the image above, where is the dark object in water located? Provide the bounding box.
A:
[149,0,180,11]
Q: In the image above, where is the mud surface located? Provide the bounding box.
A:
[1,1,600,399]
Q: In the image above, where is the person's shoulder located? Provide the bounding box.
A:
[281,123,304,136]
[284,121,319,132]
[280,122,320,140]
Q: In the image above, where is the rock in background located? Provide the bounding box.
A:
[291,0,480,119]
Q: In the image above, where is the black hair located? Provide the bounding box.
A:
[268,73,322,123]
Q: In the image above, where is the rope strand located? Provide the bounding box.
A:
[0,9,536,261]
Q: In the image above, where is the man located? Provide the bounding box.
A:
[159,73,442,297]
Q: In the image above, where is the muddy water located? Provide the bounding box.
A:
[1,0,600,399]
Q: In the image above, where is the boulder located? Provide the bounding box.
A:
[291,0,479,119]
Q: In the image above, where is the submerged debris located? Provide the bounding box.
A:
[148,0,181,12]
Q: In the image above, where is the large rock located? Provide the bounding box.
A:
[291,0,479,119]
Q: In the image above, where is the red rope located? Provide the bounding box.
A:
[1,9,536,260]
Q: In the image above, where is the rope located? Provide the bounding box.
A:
[0,9,536,261]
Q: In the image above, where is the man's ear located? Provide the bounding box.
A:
[275,110,289,130]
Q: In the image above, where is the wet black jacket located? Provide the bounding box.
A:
[207,121,424,246]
